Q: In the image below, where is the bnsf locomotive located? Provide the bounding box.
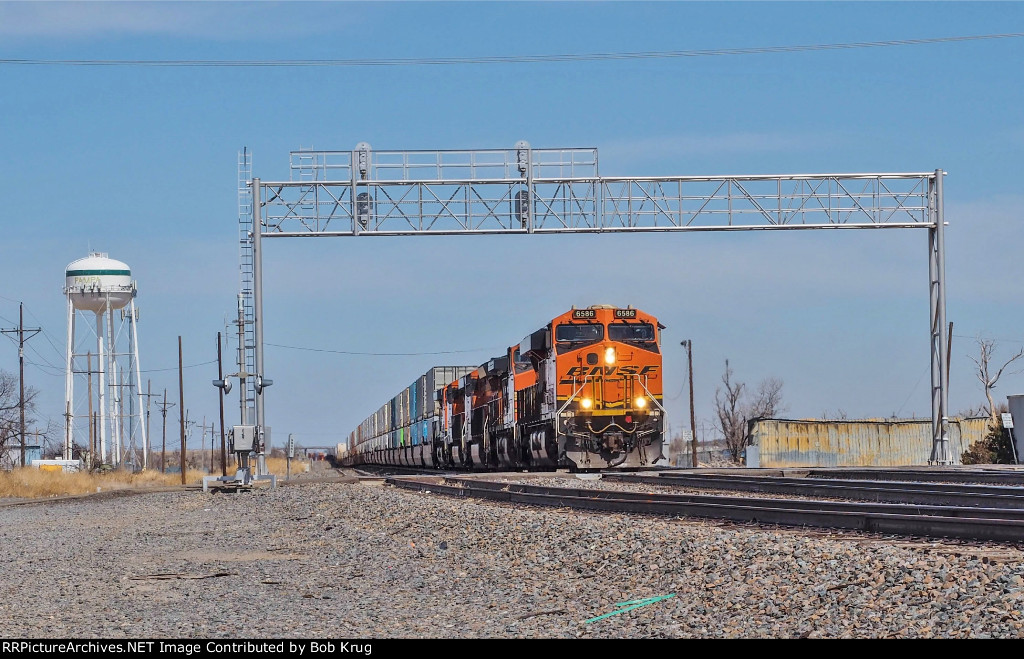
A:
[339,305,667,470]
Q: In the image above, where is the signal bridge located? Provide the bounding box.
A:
[238,142,951,465]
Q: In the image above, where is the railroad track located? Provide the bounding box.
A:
[387,475,1024,543]
[798,467,1024,486]
[604,472,1024,509]
[352,465,459,478]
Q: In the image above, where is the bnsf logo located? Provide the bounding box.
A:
[563,365,659,377]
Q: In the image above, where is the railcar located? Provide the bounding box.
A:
[342,305,667,471]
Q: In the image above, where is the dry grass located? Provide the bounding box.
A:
[0,455,313,500]
[264,456,309,476]
[0,466,210,499]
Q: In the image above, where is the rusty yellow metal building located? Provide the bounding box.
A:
[749,418,991,467]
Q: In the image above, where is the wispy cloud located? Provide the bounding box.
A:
[0,1,350,40]
[1005,126,1024,148]
[945,194,1024,303]
[601,131,840,169]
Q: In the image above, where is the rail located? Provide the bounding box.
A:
[387,475,1024,543]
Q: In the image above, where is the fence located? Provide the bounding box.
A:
[748,417,991,468]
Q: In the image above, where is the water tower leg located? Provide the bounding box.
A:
[96,312,107,465]
[106,304,120,466]
[130,299,146,469]
[64,297,75,460]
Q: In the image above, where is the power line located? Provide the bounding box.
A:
[1,32,1021,68]
[1,304,41,467]
[22,306,69,362]
[25,360,64,376]
[142,359,217,373]
[894,365,930,418]
[266,342,498,357]
[953,333,1024,345]
[26,344,61,371]
[0,301,77,363]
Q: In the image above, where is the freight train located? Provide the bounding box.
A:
[337,305,667,470]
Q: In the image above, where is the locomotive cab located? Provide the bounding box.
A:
[553,305,666,468]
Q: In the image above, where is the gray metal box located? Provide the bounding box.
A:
[232,425,256,452]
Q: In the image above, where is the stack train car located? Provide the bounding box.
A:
[337,305,667,471]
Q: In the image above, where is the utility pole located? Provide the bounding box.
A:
[138,379,157,470]
[946,321,953,385]
[177,337,186,485]
[217,332,227,476]
[157,389,174,473]
[681,340,698,469]
[184,411,194,473]
[200,414,206,471]
[2,303,41,467]
[208,422,216,474]
[236,295,247,426]
[199,417,214,472]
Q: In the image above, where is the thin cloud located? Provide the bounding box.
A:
[0,1,349,40]
[601,131,839,169]
[1005,127,1024,147]
[945,194,1024,303]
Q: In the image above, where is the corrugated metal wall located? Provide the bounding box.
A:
[751,418,991,467]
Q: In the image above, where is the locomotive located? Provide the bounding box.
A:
[340,305,667,470]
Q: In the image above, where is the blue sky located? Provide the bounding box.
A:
[1,1,1022,453]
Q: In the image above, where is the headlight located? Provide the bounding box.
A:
[580,398,593,410]
[634,397,647,409]
[604,347,616,364]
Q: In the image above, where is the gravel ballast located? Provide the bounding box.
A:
[2,475,1023,639]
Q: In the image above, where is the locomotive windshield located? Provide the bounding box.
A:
[555,323,604,342]
[608,322,656,342]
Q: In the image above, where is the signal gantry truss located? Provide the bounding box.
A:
[242,142,951,463]
[260,144,933,235]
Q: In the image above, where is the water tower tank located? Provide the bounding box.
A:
[65,253,135,313]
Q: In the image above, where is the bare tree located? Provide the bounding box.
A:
[0,370,42,468]
[36,418,60,458]
[955,403,990,419]
[714,360,745,461]
[969,337,1024,425]
[749,377,785,420]
[714,361,786,461]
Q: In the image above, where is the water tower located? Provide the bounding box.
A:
[63,253,147,467]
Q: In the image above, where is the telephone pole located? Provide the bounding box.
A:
[156,389,175,473]
[2,303,41,467]
[138,379,158,470]
[681,340,698,469]
[208,421,216,474]
[217,331,227,476]
[178,336,186,485]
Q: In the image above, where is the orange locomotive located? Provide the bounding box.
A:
[436,305,667,470]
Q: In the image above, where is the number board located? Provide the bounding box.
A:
[614,308,637,319]
[572,309,597,319]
